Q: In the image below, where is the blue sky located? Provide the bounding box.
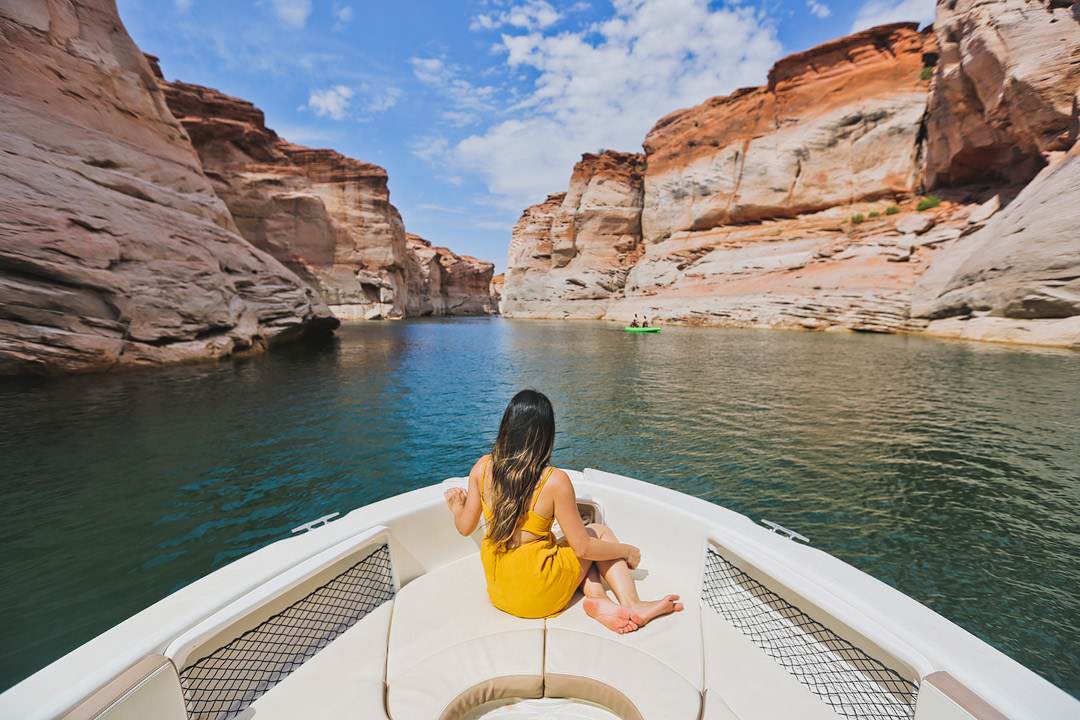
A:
[117,0,935,271]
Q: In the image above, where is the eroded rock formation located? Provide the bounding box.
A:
[925,0,1080,188]
[153,66,408,320]
[914,149,1080,346]
[642,24,931,244]
[501,152,644,318]
[0,1,337,375]
[503,12,1080,349]
[153,64,498,322]
[405,234,497,316]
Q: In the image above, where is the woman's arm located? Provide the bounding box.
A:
[444,455,485,536]
[551,471,637,565]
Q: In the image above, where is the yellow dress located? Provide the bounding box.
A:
[479,459,582,618]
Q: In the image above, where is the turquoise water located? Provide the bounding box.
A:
[1,318,1078,696]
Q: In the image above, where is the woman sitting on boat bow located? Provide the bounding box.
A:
[444,389,682,633]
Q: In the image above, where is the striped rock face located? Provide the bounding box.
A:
[0,0,336,375]
[640,24,932,246]
[154,68,409,321]
[501,153,645,319]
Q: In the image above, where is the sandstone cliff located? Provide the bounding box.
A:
[914,148,1080,346]
[153,67,408,320]
[0,0,337,375]
[642,24,931,243]
[405,234,497,316]
[503,13,1080,349]
[503,24,941,331]
[153,65,497,322]
[925,0,1080,188]
[501,152,644,318]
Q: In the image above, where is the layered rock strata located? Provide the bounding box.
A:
[153,67,408,320]
[0,0,336,375]
[405,234,497,316]
[914,149,1080,347]
[503,14,1080,349]
[501,152,644,317]
[504,25,939,329]
[642,24,932,244]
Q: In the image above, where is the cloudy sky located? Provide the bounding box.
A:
[118,0,936,271]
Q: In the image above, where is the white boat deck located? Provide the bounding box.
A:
[2,470,1077,720]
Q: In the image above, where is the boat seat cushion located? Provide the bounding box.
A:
[242,600,393,720]
[700,607,840,720]
[60,654,187,720]
[544,568,703,720]
[386,554,545,720]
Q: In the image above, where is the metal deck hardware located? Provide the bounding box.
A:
[761,519,809,543]
[291,512,340,534]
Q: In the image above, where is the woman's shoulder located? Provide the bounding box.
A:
[470,454,492,477]
[543,467,574,493]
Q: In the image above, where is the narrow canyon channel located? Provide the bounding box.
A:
[1,318,1077,696]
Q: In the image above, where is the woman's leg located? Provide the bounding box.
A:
[575,554,638,633]
[585,523,683,627]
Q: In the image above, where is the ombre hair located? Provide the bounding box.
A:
[487,389,556,552]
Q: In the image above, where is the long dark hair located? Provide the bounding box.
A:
[487,389,555,551]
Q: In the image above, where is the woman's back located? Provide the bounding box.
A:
[479,455,556,550]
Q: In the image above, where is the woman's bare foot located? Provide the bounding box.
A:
[584,596,640,634]
[627,595,683,627]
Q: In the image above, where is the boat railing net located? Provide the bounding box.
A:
[702,548,918,720]
[178,543,395,720]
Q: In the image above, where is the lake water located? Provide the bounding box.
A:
[1,318,1078,696]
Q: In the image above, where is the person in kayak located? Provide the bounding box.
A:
[444,389,682,632]
[630,315,639,328]
[642,316,650,328]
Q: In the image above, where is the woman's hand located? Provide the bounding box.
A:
[624,544,641,570]
[444,487,466,514]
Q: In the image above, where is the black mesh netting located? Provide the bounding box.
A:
[702,548,918,720]
[178,544,394,720]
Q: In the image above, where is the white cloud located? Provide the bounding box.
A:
[850,0,934,32]
[807,0,831,18]
[332,3,353,31]
[263,0,313,29]
[410,57,497,111]
[444,0,782,211]
[445,176,466,186]
[411,136,450,163]
[175,0,194,11]
[471,0,564,32]
[308,85,354,120]
[364,85,403,113]
[419,204,468,213]
[443,110,481,127]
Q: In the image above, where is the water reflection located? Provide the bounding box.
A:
[0,318,1077,695]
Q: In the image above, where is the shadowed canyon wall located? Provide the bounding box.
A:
[503,11,1080,348]
[0,0,497,375]
[406,234,497,317]
[153,64,495,322]
[0,0,337,375]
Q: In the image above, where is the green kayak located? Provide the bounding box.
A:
[624,326,660,333]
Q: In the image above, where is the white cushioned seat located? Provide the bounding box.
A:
[701,607,840,720]
[60,655,187,720]
[386,554,545,720]
[243,600,393,719]
[544,569,703,720]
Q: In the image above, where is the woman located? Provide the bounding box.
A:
[444,389,682,633]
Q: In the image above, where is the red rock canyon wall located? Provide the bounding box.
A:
[154,64,496,322]
[503,13,1080,348]
[0,0,337,375]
